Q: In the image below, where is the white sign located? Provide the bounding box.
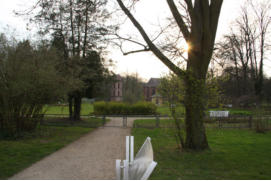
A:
[209,111,229,117]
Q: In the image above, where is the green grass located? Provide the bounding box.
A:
[132,119,271,179]
[209,108,252,115]
[43,103,93,115]
[157,105,254,116]
[0,117,103,179]
[43,117,109,127]
[157,105,185,116]
[134,119,178,128]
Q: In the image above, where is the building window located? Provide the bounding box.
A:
[152,88,155,95]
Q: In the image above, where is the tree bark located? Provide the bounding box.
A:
[183,48,210,150]
[73,92,81,121]
[184,73,209,150]
[68,94,74,120]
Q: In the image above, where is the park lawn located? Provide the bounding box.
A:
[134,119,178,128]
[209,107,252,115]
[157,105,253,116]
[0,117,103,179]
[156,105,185,116]
[43,103,93,115]
[132,119,271,180]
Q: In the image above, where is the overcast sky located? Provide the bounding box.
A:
[1,0,269,81]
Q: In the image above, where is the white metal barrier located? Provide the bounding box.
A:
[116,136,157,180]
[209,111,229,117]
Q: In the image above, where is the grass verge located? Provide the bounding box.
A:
[132,119,271,179]
[43,103,94,115]
[156,105,257,116]
[0,117,103,179]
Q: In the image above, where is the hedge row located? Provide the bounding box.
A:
[93,101,157,115]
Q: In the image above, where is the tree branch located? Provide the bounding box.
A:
[166,0,190,42]
[122,48,151,55]
[114,33,147,48]
[202,0,211,35]
[184,0,194,19]
[115,0,185,77]
[210,0,223,42]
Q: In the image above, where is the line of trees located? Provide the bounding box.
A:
[18,0,117,121]
[122,73,144,104]
[214,0,271,106]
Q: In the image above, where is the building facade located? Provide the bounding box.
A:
[110,76,163,105]
[110,74,123,101]
[143,78,161,102]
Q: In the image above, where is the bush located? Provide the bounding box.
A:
[93,101,157,115]
[0,38,73,138]
[254,118,269,133]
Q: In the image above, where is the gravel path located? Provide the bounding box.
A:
[10,117,136,180]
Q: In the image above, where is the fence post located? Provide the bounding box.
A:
[123,116,127,128]
[248,115,252,129]
[218,118,221,128]
[156,115,160,128]
[102,115,106,126]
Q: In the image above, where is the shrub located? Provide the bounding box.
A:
[93,101,107,115]
[93,101,157,115]
[131,102,157,115]
[254,118,269,133]
[0,38,73,138]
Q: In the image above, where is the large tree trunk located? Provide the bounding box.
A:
[184,79,209,150]
[183,54,209,150]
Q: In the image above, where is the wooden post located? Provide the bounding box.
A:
[102,115,106,126]
[249,115,252,129]
[218,118,221,129]
[156,115,160,128]
[123,116,127,128]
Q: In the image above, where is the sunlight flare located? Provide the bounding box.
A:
[184,42,190,52]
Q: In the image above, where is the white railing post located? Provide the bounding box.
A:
[130,136,134,162]
[116,136,157,180]
[116,159,121,180]
[123,160,129,180]
[126,136,129,161]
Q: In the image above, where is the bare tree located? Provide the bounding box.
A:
[215,0,271,103]
[115,0,223,150]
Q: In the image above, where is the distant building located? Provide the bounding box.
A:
[110,74,123,101]
[110,75,163,104]
[143,78,161,103]
[151,93,163,105]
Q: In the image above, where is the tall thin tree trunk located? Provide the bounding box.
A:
[73,92,81,121]
[69,0,75,56]
[83,3,89,58]
[68,95,74,120]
